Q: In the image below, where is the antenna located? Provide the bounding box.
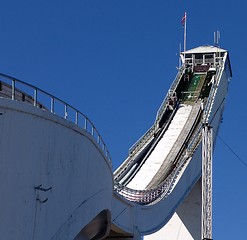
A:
[182,12,187,52]
[214,31,220,47]
[214,31,220,66]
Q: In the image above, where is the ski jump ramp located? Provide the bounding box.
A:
[0,46,232,239]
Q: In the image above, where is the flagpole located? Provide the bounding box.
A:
[184,12,187,53]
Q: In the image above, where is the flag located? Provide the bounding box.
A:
[181,12,186,26]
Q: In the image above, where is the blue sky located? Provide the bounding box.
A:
[0,0,246,239]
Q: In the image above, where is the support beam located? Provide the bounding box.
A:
[202,124,213,240]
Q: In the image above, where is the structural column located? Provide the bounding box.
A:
[202,124,213,240]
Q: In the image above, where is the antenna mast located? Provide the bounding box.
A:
[214,30,220,47]
[182,12,187,53]
[184,12,187,52]
[214,31,220,67]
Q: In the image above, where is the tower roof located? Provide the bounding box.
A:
[182,45,227,54]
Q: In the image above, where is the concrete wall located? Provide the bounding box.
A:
[0,98,113,240]
[111,145,202,237]
[144,179,202,240]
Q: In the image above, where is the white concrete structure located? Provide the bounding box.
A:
[127,104,192,190]
[0,45,232,240]
[111,46,232,239]
[0,97,113,240]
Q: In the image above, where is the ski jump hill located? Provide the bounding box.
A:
[0,45,232,240]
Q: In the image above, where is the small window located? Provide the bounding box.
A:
[185,54,192,58]
[195,54,203,59]
[205,54,213,59]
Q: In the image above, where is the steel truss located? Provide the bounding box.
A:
[202,124,213,240]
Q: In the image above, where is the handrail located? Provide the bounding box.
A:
[128,125,156,156]
[203,60,224,123]
[155,65,185,123]
[128,65,185,157]
[115,66,185,183]
[114,61,225,204]
[114,113,203,204]
[114,102,179,182]
[117,102,180,184]
[0,73,112,164]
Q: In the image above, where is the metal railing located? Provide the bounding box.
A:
[185,57,224,67]
[114,102,179,182]
[203,60,224,123]
[128,65,185,157]
[0,73,112,164]
[114,119,203,204]
[114,61,225,204]
[115,66,185,182]
[155,65,185,123]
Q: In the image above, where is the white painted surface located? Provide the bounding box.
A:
[144,213,192,240]
[144,180,202,240]
[127,104,192,190]
[112,143,203,236]
[182,45,226,54]
[0,47,231,240]
[111,54,230,237]
[0,99,113,240]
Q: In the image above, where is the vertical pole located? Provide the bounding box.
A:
[75,111,78,125]
[84,118,87,131]
[202,124,213,240]
[64,104,68,119]
[51,97,54,114]
[184,12,187,53]
[34,89,37,107]
[182,12,187,65]
[12,80,15,100]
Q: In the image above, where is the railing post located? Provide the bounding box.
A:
[75,111,78,125]
[51,97,54,113]
[64,104,68,119]
[0,75,111,164]
[34,89,37,106]
[11,80,15,100]
[84,118,87,130]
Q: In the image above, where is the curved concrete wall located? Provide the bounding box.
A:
[0,98,113,240]
[110,62,231,238]
[111,145,202,236]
